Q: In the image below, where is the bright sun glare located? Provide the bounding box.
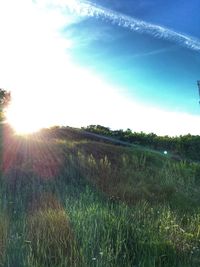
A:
[1,0,200,136]
[6,101,47,134]
[7,114,43,134]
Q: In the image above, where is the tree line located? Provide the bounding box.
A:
[82,125,200,162]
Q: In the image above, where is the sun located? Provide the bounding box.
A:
[6,97,50,134]
[6,108,44,135]
[7,117,42,135]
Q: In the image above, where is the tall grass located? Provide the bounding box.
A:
[0,134,200,266]
[0,216,8,267]
[27,208,78,267]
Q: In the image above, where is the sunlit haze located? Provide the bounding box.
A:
[1,0,200,135]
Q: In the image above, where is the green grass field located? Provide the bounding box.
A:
[0,127,200,266]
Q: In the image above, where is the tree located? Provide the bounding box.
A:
[0,89,10,122]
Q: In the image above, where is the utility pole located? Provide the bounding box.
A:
[197,81,200,104]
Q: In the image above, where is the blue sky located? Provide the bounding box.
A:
[65,0,200,114]
[1,0,200,135]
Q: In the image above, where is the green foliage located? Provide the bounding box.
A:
[0,89,10,107]
[1,129,200,266]
[0,216,8,266]
[0,89,10,122]
[83,125,200,161]
[27,208,79,267]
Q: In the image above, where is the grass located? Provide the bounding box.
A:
[26,208,78,267]
[0,215,8,266]
[0,127,200,266]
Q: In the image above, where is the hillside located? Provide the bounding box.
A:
[0,126,200,267]
[82,125,200,162]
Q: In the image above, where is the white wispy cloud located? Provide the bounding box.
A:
[52,0,200,52]
[130,46,176,59]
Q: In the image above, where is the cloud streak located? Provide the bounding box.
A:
[55,0,200,52]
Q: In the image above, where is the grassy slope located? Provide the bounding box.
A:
[0,127,200,267]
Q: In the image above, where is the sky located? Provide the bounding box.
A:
[0,0,200,136]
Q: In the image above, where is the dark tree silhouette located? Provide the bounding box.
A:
[0,89,10,122]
